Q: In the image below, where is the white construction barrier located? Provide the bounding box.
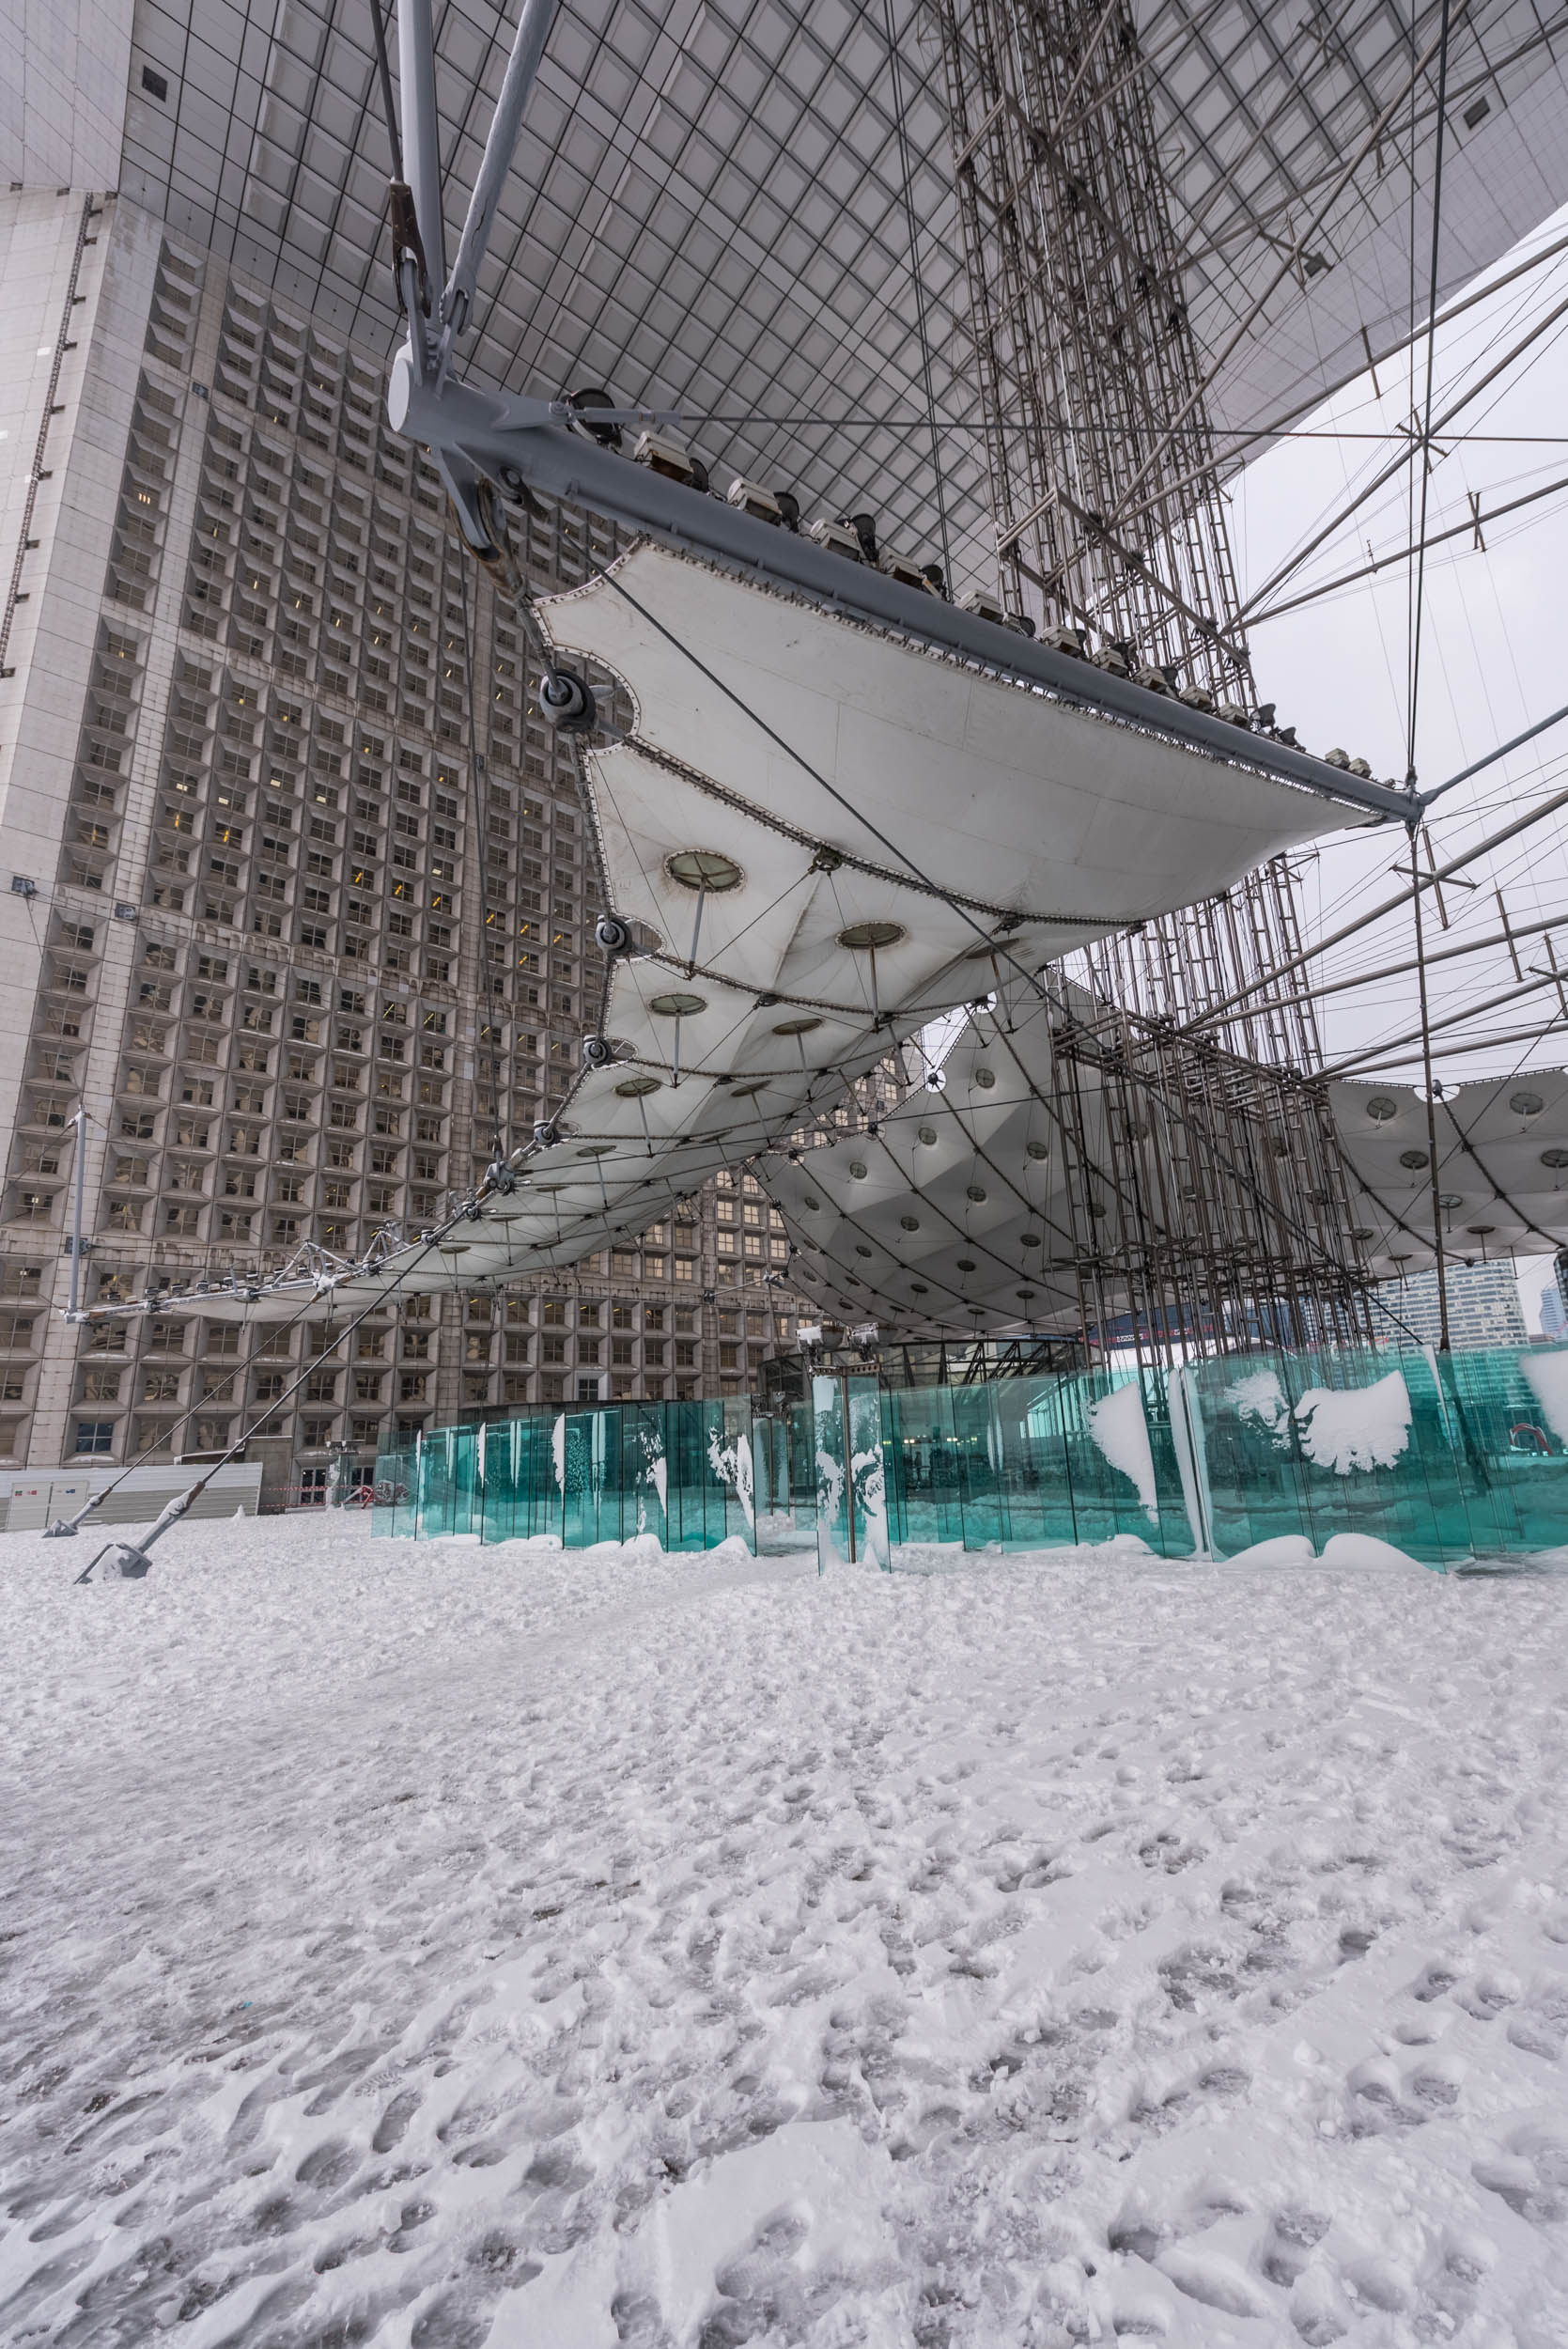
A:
[0,1461,263,1532]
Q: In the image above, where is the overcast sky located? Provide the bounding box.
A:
[1232,203,1568,1072]
[1228,204,1568,1320]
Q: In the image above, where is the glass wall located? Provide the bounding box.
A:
[880,1367,1191,1556]
[751,1402,815,1539]
[370,1444,417,1539]
[811,1374,891,1569]
[1436,1347,1568,1557]
[372,1346,1568,1567]
[1176,1344,1568,1565]
[372,1398,757,1552]
[1179,1347,1468,1561]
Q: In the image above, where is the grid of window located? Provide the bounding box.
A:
[0,234,808,1471]
[120,0,990,586]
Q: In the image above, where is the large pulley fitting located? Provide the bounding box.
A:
[537,666,597,732]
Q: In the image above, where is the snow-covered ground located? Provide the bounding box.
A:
[3,1519,1567,2347]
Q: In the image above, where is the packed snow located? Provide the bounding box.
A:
[1522,1353,1568,1448]
[1085,1387,1160,1521]
[3,1517,1568,2347]
[1291,1377,1414,1479]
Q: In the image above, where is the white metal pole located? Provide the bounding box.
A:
[397,0,446,299]
[67,1104,86,1317]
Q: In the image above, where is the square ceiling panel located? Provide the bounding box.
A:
[117,0,1568,597]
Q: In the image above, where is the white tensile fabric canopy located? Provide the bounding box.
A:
[759,1019,1078,1339]
[749,1026,1568,1345]
[1332,1072,1568,1274]
[256,539,1381,1307]
[158,537,1389,1320]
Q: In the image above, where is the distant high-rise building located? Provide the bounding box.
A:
[1378,1261,1528,1352]
[1549,1248,1568,1340]
[0,192,827,1471]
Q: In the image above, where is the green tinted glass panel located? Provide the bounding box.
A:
[1436,1345,1568,1557]
[367,1348,1568,1567]
[371,1443,416,1538]
[479,1414,556,1544]
[1183,1346,1504,1565]
[883,1385,963,1548]
[811,1374,887,1569]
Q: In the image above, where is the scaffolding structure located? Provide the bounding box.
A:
[939,0,1250,694]
[1035,978,1376,1357]
[773,970,1376,1367]
[935,0,1362,1345]
[1081,861,1324,1072]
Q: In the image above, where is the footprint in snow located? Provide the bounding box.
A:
[372,2085,422,2150]
[1155,2243,1272,2320]
[1157,1942,1241,2013]
[1410,1954,1465,2003]
[1259,2203,1331,2287]
[404,2304,489,2349]
[1474,2122,1568,2223]
[1288,2263,1356,2345]
[1399,2229,1502,2345]
[294,2136,358,2190]
[611,2286,678,2345]
[696,2207,835,2348]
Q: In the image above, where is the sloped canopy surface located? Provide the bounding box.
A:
[172,538,1384,1315]
[752,1026,1568,1344]
[367,538,1381,1286]
[755,997,1366,1339]
[1333,1071,1568,1275]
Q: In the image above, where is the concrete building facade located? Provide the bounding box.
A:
[1378,1260,1529,1353]
[0,188,819,1472]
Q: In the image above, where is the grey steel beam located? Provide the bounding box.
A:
[442,0,559,337]
[388,358,1410,821]
[397,0,447,303]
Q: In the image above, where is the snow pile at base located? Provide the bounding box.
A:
[1319,1531,1432,1572]
[1219,1533,1430,1571]
[3,1517,1568,2347]
[1219,1532,1317,1568]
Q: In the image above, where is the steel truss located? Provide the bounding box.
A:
[939,0,1250,691]
[1035,976,1376,1357]
[937,0,1366,1344]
